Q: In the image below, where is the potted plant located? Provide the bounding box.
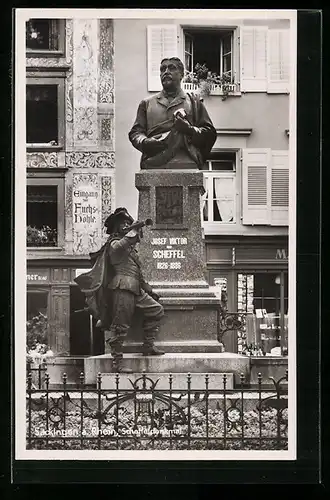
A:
[184,63,234,100]
[26,225,57,247]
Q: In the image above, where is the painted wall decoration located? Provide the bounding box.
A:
[66,151,115,169]
[27,18,116,256]
[73,19,98,148]
[101,176,112,231]
[65,19,74,148]
[26,57,68,67]
[26,152,58,169]
[101,118,112,141]
[98,19,114,104]
[72,172,101,254]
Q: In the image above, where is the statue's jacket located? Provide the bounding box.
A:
[74,235,152,328]
[128,89,217,168]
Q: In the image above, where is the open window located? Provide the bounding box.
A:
[184,29,234,81]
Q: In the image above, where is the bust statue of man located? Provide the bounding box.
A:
[128,57,217,169]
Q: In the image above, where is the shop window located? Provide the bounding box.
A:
[27,178,64,248]
[202,151,236,224]
[27,289,49,348]
[237,272,288,356]
[27,290,49,319]
[26,78,65,148]
[26,19,65,55]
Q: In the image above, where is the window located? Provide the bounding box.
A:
[237,272,288,356]
[27,178,65,249]
[184,29,234,81]
[26,85,58,144]
[27,289,50,358]
[202,151,236,224]
[27,290,49,320]
[26,77,65,148]
[26,19,65,55]
[146,24,289,94]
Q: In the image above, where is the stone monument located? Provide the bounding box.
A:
[84,57,250,385]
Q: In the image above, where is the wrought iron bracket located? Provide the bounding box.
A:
[217,308,247,346]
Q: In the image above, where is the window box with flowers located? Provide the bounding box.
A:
[27,225,58,248]
[183,63,241,100]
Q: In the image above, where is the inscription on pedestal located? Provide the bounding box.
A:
[151,236,187,272]
[155,186,183,225]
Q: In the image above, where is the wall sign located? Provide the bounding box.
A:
[275,249,288,260]
[27,270,49,282]
[72,173,101,254]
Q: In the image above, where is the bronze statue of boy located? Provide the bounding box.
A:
[74,208,165,373]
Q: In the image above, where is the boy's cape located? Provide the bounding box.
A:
[73,237,116,327]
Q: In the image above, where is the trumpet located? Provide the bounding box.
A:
[122,218,153,235]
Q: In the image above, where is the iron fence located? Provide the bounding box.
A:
[26,370,288,451]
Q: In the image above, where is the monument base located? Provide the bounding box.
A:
[84,353,250,387]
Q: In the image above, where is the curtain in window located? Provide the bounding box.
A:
[213,177,234,222]
[202,176,208,221]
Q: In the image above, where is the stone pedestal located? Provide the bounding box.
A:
[122,168,222,354]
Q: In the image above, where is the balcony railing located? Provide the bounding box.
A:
[182,82,241,96]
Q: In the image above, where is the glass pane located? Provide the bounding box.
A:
[211,160,234,171]
[27,291,49,349]
[184,34,193,54]
[26,19,59,50]
[223,54,232,74]
[213,277,228,309]
[209,151,236,162]
[27,291,48,319]
[203,200,208,221]
[185,53,192,73]
[237,273,287,356]
[26,85,58,144]
[27,186,58,247]
[222,34,232,54]
[213,177,234,223]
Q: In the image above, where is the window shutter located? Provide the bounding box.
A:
[242,149,271,225]
[267,29,290,93]
[270,150,289,225]
[147,25,178,92]
[240,27,267,92]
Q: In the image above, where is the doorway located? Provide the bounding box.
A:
[69,285,104,356]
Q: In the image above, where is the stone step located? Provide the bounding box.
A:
[123,340,223,354]
[100,372,234,390]
[84,353,250,385]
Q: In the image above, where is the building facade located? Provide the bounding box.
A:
[26,15,290,357]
